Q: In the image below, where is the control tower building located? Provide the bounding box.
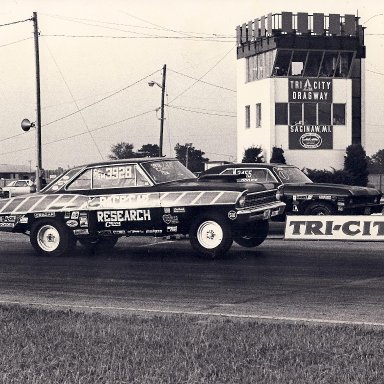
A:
[236,12,366,168]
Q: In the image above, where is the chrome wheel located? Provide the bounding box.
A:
[196,220,223,249]
[37,225,60,252]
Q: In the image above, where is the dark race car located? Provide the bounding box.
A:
[200,163,383,217]
[0,158,285,258]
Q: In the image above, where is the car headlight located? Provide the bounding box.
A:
[276,187,284,201]
[237,194,246,208]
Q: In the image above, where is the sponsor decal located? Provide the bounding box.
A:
[294,194,313,200]
[64,212,71,219]
[73,229,89,235]
[127,229,145,235]
[19,216,28,224]
[112,230,126,235]
[71,211,80,220]
[0,222,14,228]
[162,214,179,225]
[318,195,333,200]
[34,212,56,218]
[146,229,162,234]
[66,220,78,228]
[167,226,178,233]
[163,207,171,214]
[173,207,185,213]
[97,210,151,223]
[79,217,88,227]
[98,230,113,235]
[285,216,384,241]
[0,215,16,223]
[289,78,332,103]
[90,194,151,209]
[228,210,237,220]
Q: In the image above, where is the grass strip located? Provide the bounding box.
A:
[0,304,384,383]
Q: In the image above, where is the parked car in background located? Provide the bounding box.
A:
[1,179,36,198]
[200,163,383,217]
[0,158,285,258]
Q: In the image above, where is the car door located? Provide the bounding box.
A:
[76,163,162,236]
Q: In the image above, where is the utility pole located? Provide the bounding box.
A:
[33,12,42,191]
[159,64,166,157]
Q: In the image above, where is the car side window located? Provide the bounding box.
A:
[15,181,26,187]
[235,169,278,183]
[92,164,151,189]
[220,169,235,175]
[67,169,92,190]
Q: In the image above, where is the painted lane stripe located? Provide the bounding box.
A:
[0,299,383,327]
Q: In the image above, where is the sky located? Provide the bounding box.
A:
[0,0,384,170]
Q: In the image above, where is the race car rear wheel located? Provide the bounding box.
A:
[78,236,119,252]
[304,201,336,215]
[234,220,269,247]
[189,214,233,259]
[30,219,76,257]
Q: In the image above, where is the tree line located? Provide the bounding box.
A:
[109,141,384,187]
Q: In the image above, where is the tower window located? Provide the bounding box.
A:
[333,104,345,124]
[245,105,251,128]
[256,103,262,127]
[275,103,288,125]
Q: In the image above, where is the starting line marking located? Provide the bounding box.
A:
[0,299,384,327]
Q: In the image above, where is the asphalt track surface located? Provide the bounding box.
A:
[1,227,384,326]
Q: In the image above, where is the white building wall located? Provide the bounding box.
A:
[237,57,353,170]
[236,58,273,162]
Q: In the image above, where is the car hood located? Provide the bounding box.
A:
[281,182,381,197]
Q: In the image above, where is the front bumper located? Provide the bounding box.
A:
[236,201,286,223]
[341,202,384,214]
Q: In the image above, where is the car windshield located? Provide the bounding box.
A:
[43,167,82,192]
[141,160,196,184]
[274,166,312,184]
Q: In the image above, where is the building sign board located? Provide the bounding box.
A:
[289,78,333,103]
[285,216,384,241]
[289,125,333,149]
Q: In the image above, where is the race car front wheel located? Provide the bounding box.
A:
[234,220,269,247]
[30,219,76,257]
[189,214,233,259]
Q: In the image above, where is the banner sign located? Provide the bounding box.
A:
[285,216,384,241]
[289,125,333,149]
[289,78,333,103]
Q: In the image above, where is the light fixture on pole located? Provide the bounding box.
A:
[148,64,166,157]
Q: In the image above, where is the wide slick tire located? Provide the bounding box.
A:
[30,219,76,257]
[304,201,336,215]
[234,220,269,248]
[189,214,233,259]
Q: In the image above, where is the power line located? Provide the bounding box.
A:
[43,68,161,127]
[168,68,236,92]
[0,37,33,49]
[167,105,236,117]
[43,12,232,38]
[168,45,236,105]
[0,18,32,28]
[0,110,155,157]
[41,34,234,42]
[43,38,104,160]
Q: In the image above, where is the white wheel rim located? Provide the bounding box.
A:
[37,225,60,252]
[197,221,223,249]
